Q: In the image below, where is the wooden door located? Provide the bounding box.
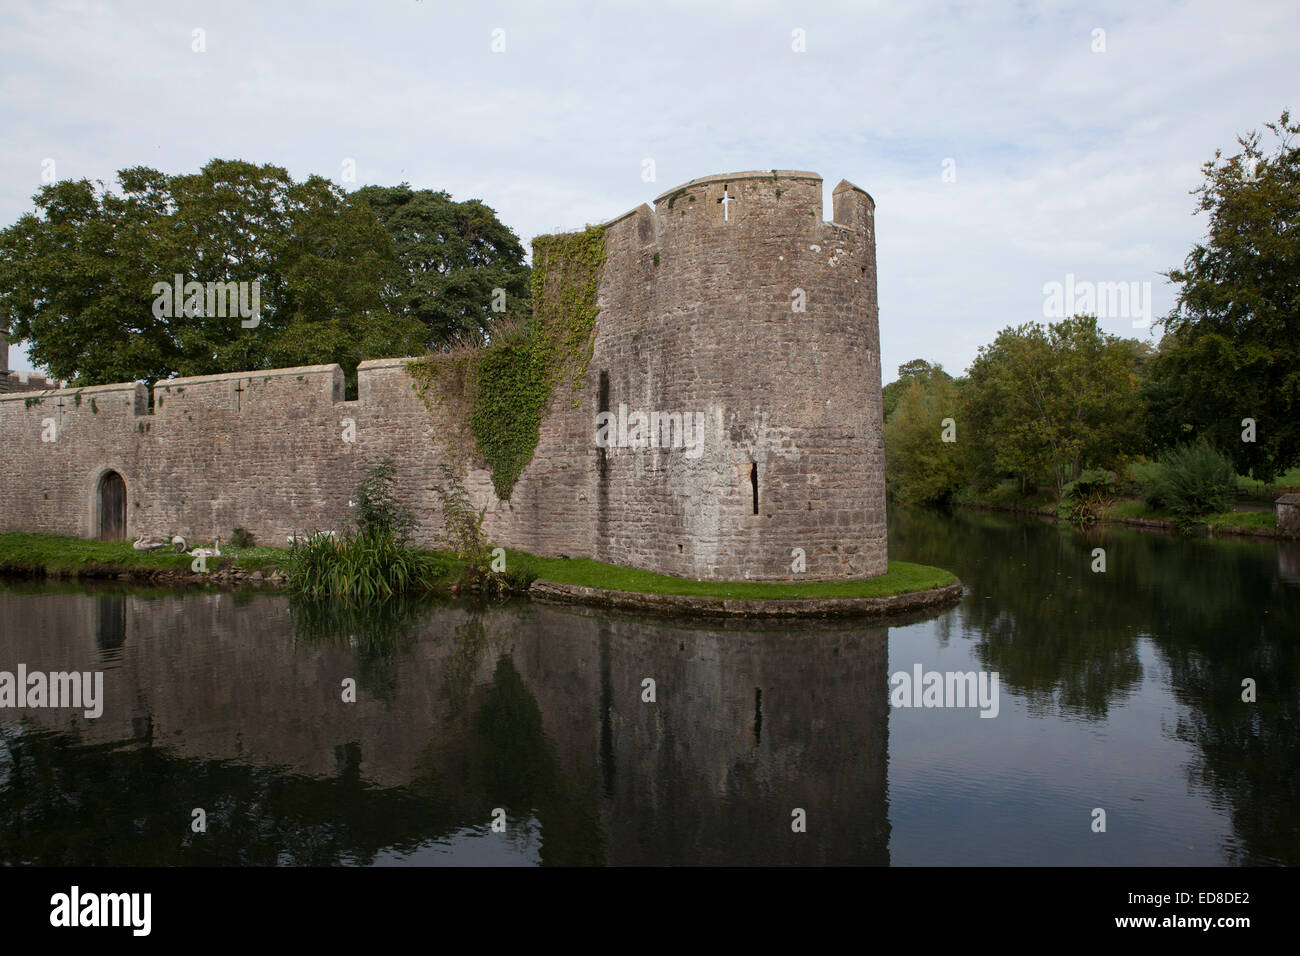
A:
[99,471,126,541]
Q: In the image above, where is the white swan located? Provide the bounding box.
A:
[132,535,168,552]
[171,535,188,553]
[189,537,222,558]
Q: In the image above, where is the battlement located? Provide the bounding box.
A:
[0,361,406,423]
[153,364,345,417]
[0,380,147,420]
[652,169,822,231]
[587,172,875,259]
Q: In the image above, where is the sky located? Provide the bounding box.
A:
[1,0,1296,381]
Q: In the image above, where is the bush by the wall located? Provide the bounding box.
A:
[351,459,414,541]
[407,225,607,500]
[1139,438,1237,521]
[433,463,509,600]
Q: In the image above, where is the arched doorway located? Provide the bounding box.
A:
[98,471,126,541]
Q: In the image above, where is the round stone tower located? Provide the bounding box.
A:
[583,170,887,581]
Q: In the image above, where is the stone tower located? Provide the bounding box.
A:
[566,170,887,581]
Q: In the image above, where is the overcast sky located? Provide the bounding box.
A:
[2,0,1296,381]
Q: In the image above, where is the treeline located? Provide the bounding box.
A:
[0,159,531,392]
[884,111,1300,502]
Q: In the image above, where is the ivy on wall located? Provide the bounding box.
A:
[407,224,606,500]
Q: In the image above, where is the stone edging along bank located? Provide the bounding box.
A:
[527,579,965,620]
[0,562,286,588]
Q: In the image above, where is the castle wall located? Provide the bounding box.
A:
[0,382,147,538]
[0,170,886,580]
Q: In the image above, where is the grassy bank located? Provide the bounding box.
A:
[1101,500,1279,534]
[0,532,286,576]
[507,551,956,599]
[0,532,957,601]
[1234,465,1300,502]
[948,490,1285,536]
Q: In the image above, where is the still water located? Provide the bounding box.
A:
[1,507,1296,866]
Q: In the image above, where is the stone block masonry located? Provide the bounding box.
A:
[0,170,887,581]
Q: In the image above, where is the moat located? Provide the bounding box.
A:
[2,505,1296,866]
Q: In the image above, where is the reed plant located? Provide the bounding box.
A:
[285,460,441,599]
[283,527,440,599]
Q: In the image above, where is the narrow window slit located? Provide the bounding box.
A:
[750,462,759,515]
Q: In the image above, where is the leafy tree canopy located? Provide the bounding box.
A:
[885,372,965,505]
[0,160,529,389]
[351,185,530,349]
[964,315,1146,495]
[1147,111,1300,480]
[882,358,951,422]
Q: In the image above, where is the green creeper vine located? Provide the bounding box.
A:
[407,224,606,500]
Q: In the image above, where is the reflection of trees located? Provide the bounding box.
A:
[440,611,504,717]
[890,506,1142,718]
[891,505,1300,864]
[1148,542,1300,865]
[409,655,605,866]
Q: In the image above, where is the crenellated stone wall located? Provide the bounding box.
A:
[0,170,887,581]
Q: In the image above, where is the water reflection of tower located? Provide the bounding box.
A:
[520,608,890,866]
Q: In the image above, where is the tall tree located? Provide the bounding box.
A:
[884,372,966,504]
[350,185,530,348]
[882,358,950,422]
[0,160,427,388]
[1146,112,1300,481]
[964,315,1145,495]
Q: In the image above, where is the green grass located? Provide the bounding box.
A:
[1236,465,1300,490]
[952,483,1056,511]
[507,550,955,599]
[1103,499,1282,533]
[1102,500,1283,534]
[1103,500,1176,521]
[0,532,288,575]
[0,532,194,572]
[1204,510,1277,531]
[1234,465,1300,502]
[0,532,959,602]
[219,546,288,571]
